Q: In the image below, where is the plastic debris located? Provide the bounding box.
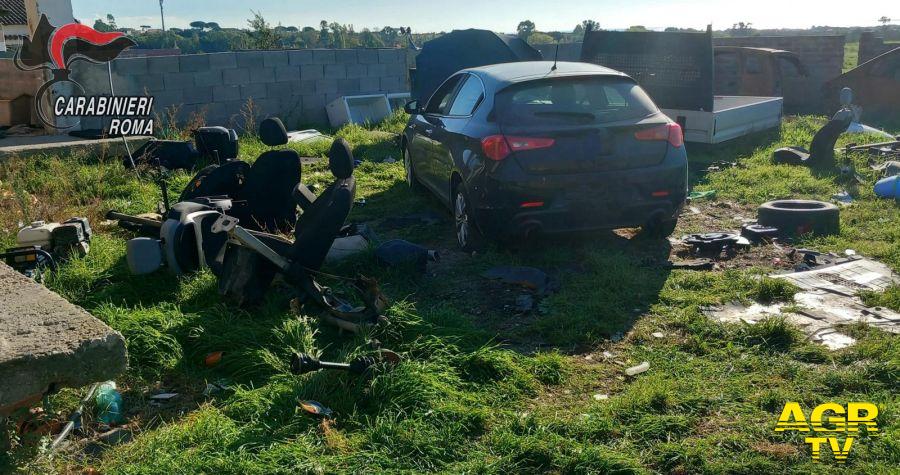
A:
[204,351,224,367]
[592,394,609,401]
[651,332,665,339]
[298,400,333,418]
[95,382,124,425]
[688,190,717,201]
[625,362,650,376]
[832,190,854,205]
[150,393,179,406]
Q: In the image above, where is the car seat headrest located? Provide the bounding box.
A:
[259,117,288,146]
[329,138,355,179]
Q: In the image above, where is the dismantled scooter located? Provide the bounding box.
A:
[110,118,386,331]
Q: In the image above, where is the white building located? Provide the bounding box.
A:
[0,0,29,51]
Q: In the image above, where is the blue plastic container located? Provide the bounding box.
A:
[874,175,900,199]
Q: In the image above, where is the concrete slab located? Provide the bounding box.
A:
[0,262,127,414]
[0,135,151,160]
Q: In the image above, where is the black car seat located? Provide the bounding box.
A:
[288,138,357,271]
[179,160,250,202]
[233,118,302,233]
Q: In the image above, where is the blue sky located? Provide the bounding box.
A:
[72,0,897,32]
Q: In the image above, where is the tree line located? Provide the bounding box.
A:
[90,12,900,54]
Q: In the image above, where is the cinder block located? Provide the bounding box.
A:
[193,70,223,87]
[262,51,289,67]
[250,67,275,83]
[324,64,346,79]
[346,63,367,78]
[183,86,213,105]
[313,49,336,64]
[153,89,184,107]
[337,78,361,94]
[315,79,338,94]
[378,49,400,63]
[302,93,327,110]
[149,55,180,73]
[223,68,251,85]
[241,83,268,100]
[297,80,317,94]
[180,54,210,72]
[380,76,402,91]
[301,65,325,81]
[140,73,166,92]
[359,76,381,93]
[288,49,313,65]
[335,49,358,63]
[266,81,293,98]
[358,49,378,64]
[213,85,241,102]
[236,51,265,68]
[367,63,387,77]
[302,107,329,125]
[163,72,195,90]
[208,52,237,69]
[385,60,408,76]
[275,65,301,82]
[114,57,148,75]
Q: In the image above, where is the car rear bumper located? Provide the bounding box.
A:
[470,151,688,237]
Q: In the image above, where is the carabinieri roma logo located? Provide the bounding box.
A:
[14,13,151,133]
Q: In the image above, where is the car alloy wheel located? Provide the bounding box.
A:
[404,149,415,188]
[454,189,482,251]
[455,191,469,248]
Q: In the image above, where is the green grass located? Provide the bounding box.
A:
[1,113,898,473]
[844,41,859,72]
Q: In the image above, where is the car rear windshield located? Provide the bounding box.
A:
[495,76,659,125]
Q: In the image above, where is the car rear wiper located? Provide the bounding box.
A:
[532,111,596,121]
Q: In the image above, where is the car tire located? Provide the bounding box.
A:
[453,187,484,252]
[404,147,425,193]
[643,218,678,239]
[758,200,840,237]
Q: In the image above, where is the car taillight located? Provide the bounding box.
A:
[634,123,683,148]
[481,135,555,161]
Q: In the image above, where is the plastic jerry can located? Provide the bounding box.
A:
[16,221,59,248]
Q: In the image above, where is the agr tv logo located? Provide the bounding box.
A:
[775,402,879,463]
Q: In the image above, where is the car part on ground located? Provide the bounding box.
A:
[374,239,439,273]
[192,126,239,162]
[757,200,840,237]
[290,350,401,376]
[740,224,780,243]
[481,266,556,295]
[2,217,91,279]
[772,88,855,168]
[850,138,900,163]
[683,232,750,254]
[123,139,198,170]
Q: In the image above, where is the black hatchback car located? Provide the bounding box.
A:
[402,61,688,250]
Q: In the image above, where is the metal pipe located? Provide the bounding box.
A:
[49,382,99,451]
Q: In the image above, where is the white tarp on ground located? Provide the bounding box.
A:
[705,258,900,350]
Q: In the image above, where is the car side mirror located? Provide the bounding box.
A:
[403,100,419,114]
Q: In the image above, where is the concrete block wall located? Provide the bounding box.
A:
[712,36,846,92]
[72,48,411,131]
[858,32,898,65]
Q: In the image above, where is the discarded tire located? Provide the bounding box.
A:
[757,200,840,237]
